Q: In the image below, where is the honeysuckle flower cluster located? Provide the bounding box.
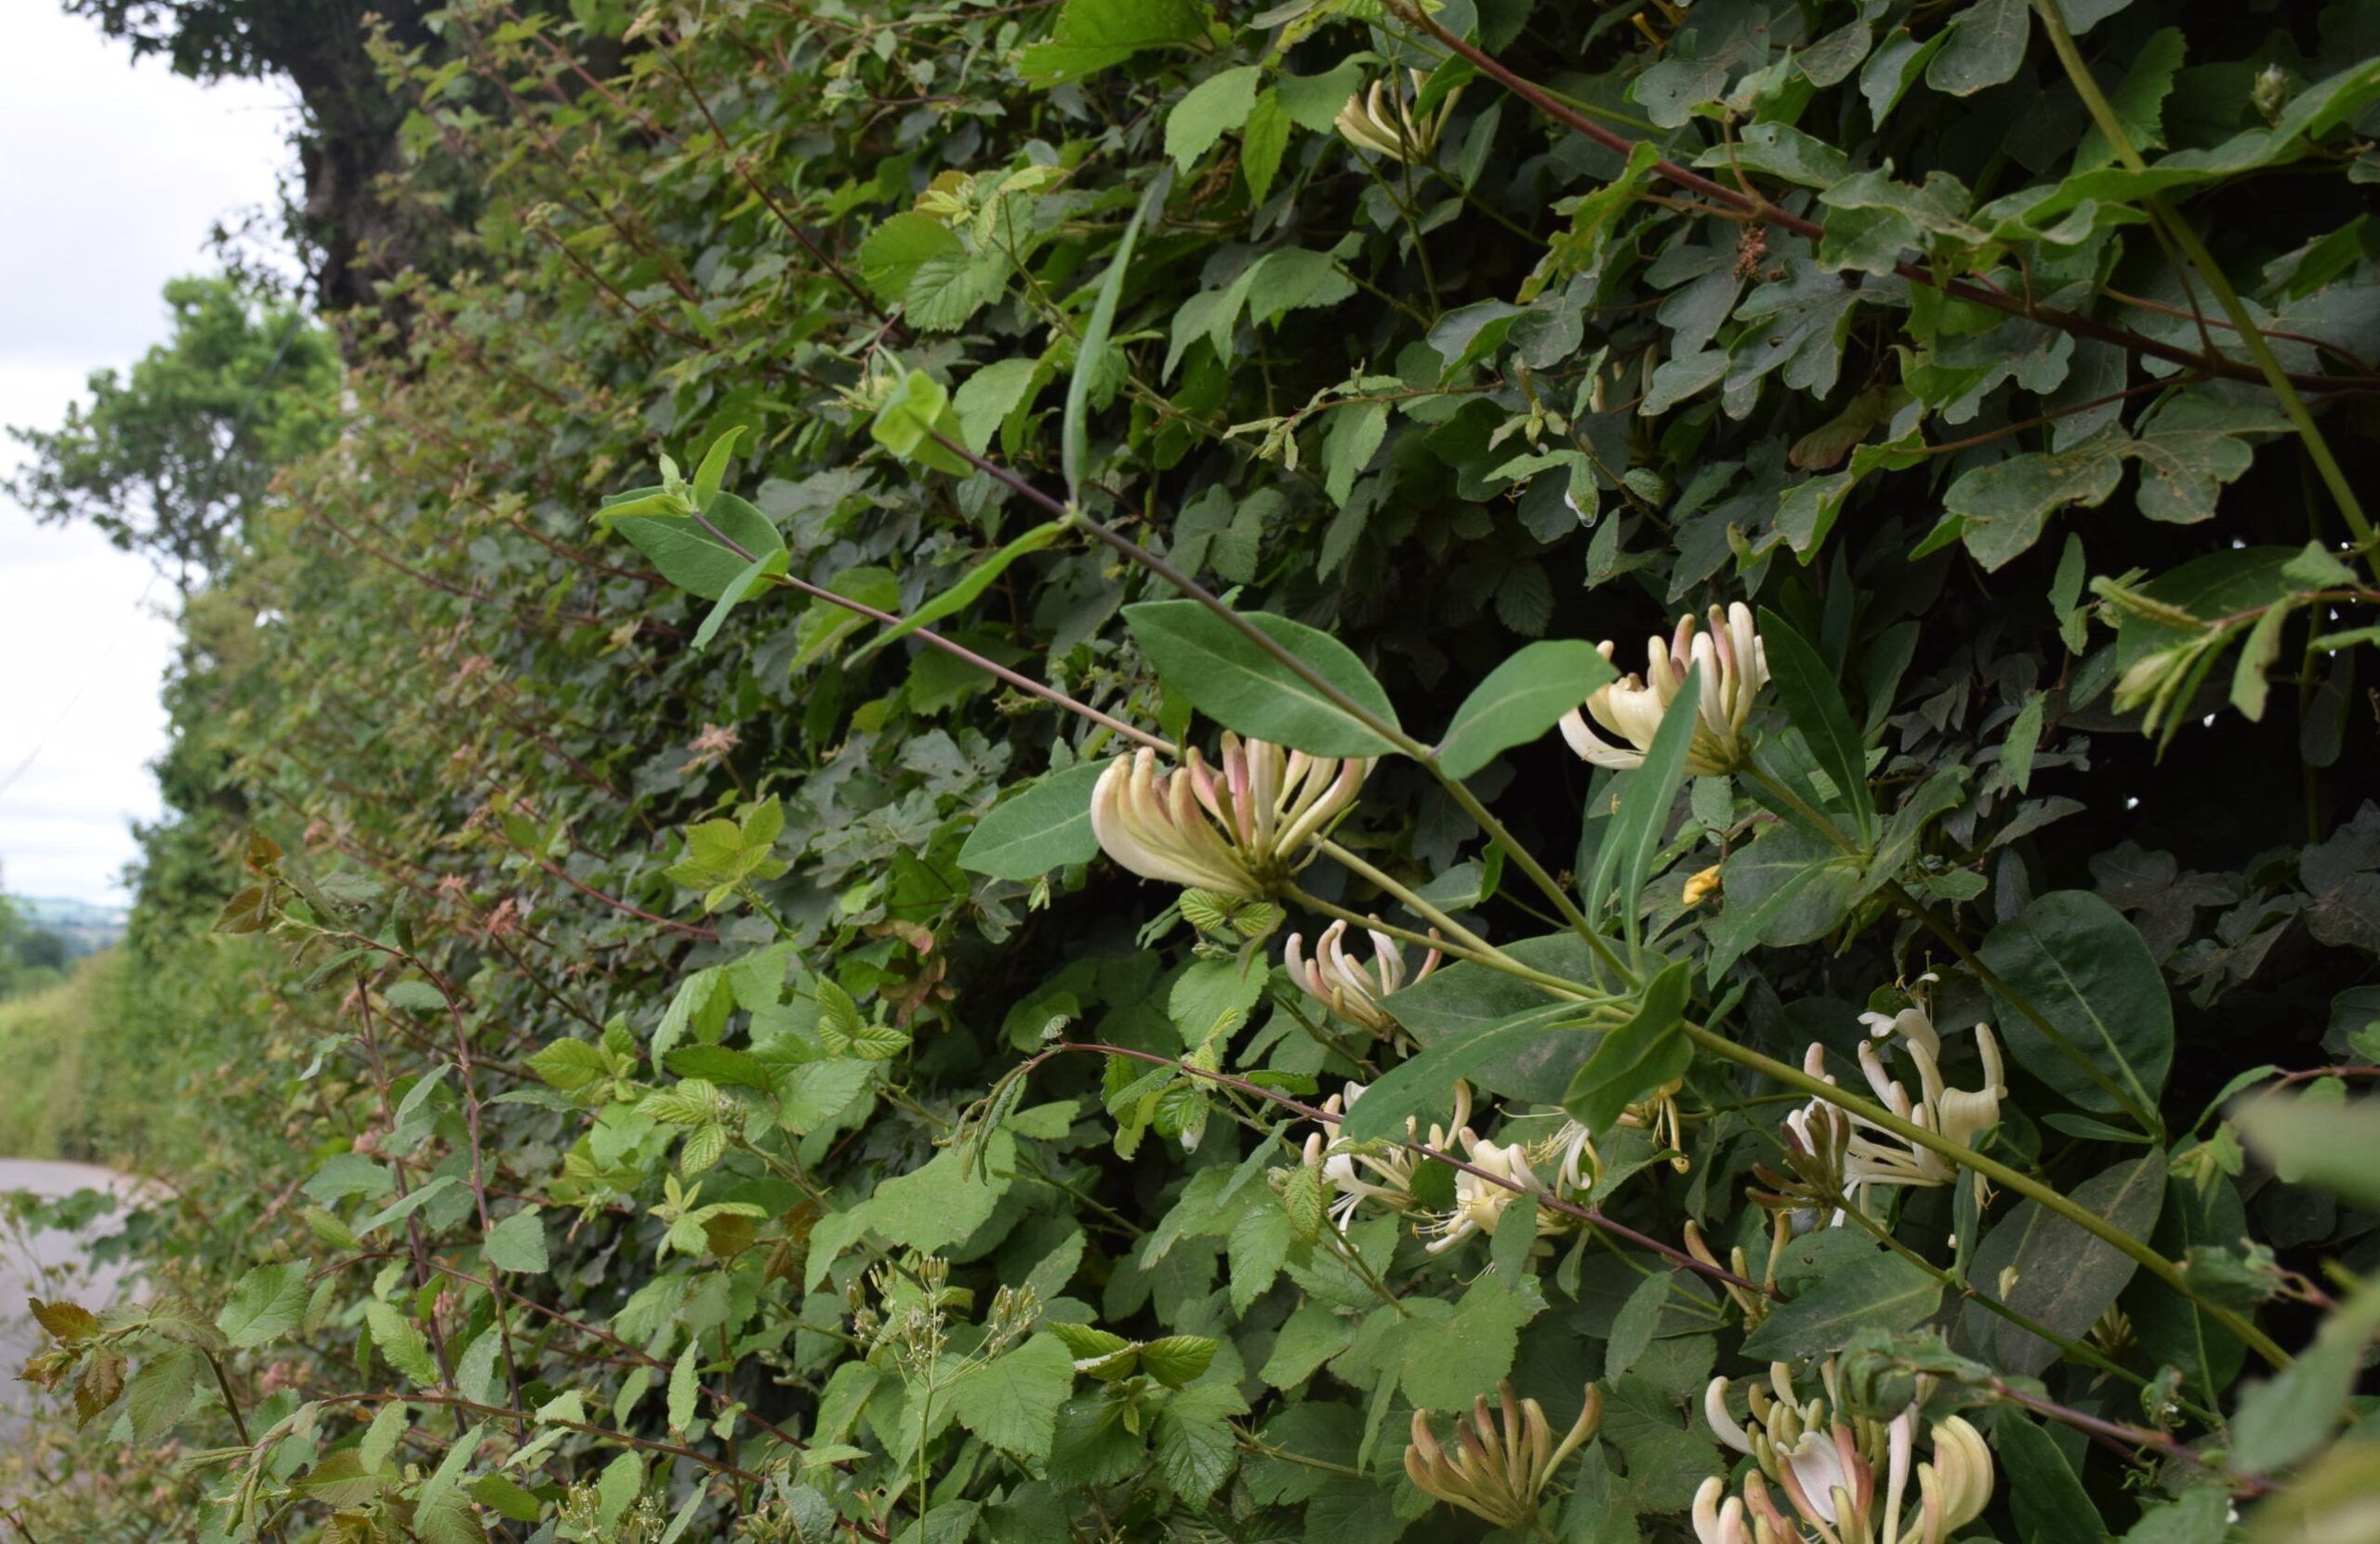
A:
[1090,734,1369,898]
[1695,1367,1993,1544]
[1561,602,1770,775]
[1300,1079,1474,1230]
[1685,1215,1792,1326]
[1762,1023,2007,1224]
[1333,69,1462,164]
[1405,1380,1603,1531]
[1283,919,1440,1036]
[1424,1129,1568,1255]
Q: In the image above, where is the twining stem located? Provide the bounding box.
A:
[2030,0,2380,582]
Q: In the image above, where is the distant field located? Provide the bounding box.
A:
[0,952,105,1159]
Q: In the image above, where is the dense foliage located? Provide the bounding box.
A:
[14,1,2380,1541]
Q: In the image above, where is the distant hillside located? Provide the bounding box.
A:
[11,897,126,958]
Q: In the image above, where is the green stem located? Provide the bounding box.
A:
[1304,844,1606,1006]
[2031,0,2379,582]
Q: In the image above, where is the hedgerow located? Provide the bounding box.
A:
[14,0,2380,1540]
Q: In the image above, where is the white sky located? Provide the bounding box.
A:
[0,6,296,905]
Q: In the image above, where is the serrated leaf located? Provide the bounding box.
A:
[217,1261,310,1349]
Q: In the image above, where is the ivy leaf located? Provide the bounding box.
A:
[1924,0,2029,97]
[1124,599,1402,757]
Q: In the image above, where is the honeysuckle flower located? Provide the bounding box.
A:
[1302,1079,1472,1229]
[1858,972,1943,1060]
[1532,1117,1602,1194]
[1560,602,1770,775]
[1425,1130,1562,1254]
[1283,919,1440,1035]
[1406,1381,1602,1530]
[1333,69,1462,164]
[1685,1216,1789,1326]
[1090,734,1370,898]
[1843,1028,2007,1207]
[1696,1391,1992,1544]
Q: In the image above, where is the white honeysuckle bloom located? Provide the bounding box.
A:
[1303,1080,1472,1230]
[1560,602,1770,775]
[1090,734,1370,898]
[1425,1130,1555,1255]
[1333,68,1462,164]
[1858,971,1943,1059]
[1532,1118,1602,1194]
[1283,919,1440,1035]
[1840,1029,2007,1206]
[1693,1409,1992,1544]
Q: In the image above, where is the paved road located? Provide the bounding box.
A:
[0,1158,152,1443]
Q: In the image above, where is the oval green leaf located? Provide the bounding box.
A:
[1122,599,1400,757]
[1977,890,2172,1122]
[958,761,1107,880]
[1435,640,1618,779]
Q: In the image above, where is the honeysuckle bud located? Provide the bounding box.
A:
[1684,863,1725,905]
[1283,918,1439,1035]
[1405,1381,1602,1530]
[1560,602,1770,775]
[1685,1216,1788,1326]
[1333,68,1462,164]
[1090,734,1369,897]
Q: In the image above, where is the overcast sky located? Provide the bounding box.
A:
[0,6,296,906]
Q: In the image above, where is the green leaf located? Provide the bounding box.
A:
[690,426,743,511]
[1139,1335,1219,1390]
[1562,962,1692,1135]
[1397,1273,1542,1408]
[1123,599,1400,757]
[1342,1003,1598,1141]
[692,546,788,651]
[217,1261,309,1349]
[950,1332,1075,1460]
[1742,1229,1942,1360]
[485,1208,549,1274]
[1996,1414,2104,1544]
[958,761,1106,880]
[2228,1276,2380,1471]
[1958,1153,2167,1376]
[1153,1376,1247,1502]
[1016,0,1213,86]
[2233,1094,2380,1209]
[1241,89,1291,204]
[366,1300,442,1385]
[1587,666,1702,937]
[854,520,1067,662]
[2078,27,2183,170]
[871,369,972,476]
[668,1341,699,1433]
[125,1345,201,1443]
[1435,640,1620,779]
[1978,891,2172,1122]
[1064,168,1166,500]
[1604,1269,1671,1380]
[1925,0,2029,97]
[857,211,963,304]
[1757,609,1876,844]
[1166,65,1262,171]
[1707,825,1866,977]
[609,492,787,600]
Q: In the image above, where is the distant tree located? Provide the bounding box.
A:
[7,274,338,586]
